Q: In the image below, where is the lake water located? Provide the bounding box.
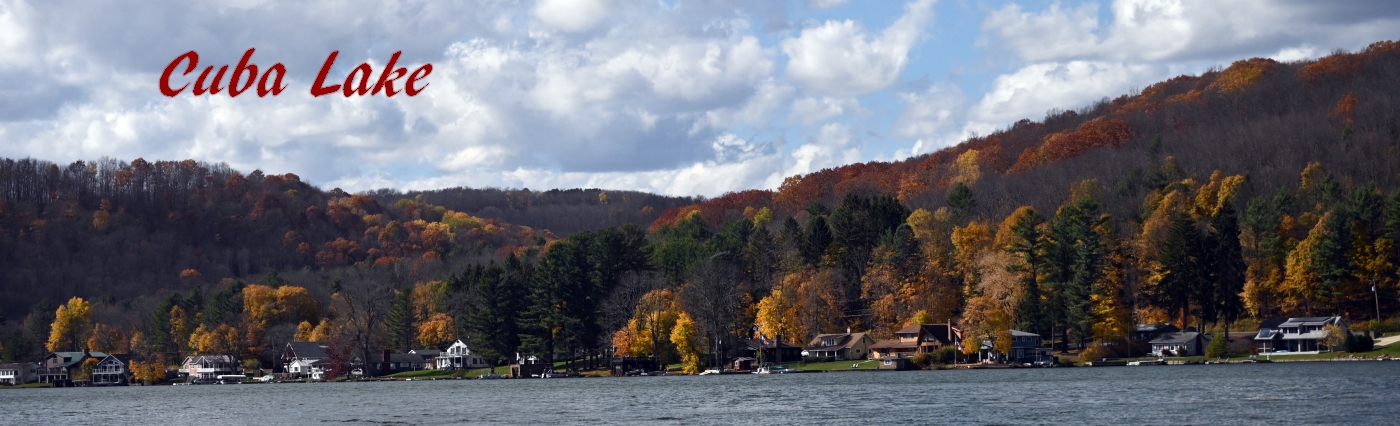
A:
[4,362,1399,425]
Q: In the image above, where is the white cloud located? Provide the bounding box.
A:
[782,0,935,96]
[790,96,859,124]
[893,83,963,140]
[785,123,861,177]
[965,61,1156,135]
[533,0,616,33]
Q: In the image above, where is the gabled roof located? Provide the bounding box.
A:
[185,355,237,365]
[1009,330,1040,337]
[409,349,441,357]
[1149,332,1209,345]
[805,332,873,350]
[286,342,329,359]
[1279,317,1343,327]
[47,351,108,369]
[97,354,131,366]
[894,324,960,344]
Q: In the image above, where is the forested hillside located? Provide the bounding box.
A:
[3,42,1399,373]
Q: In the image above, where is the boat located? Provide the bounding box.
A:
[699,368,722,375]
[753,365,792,374]
[478,373,504,380]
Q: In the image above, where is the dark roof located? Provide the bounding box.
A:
[286,342,328,359]
[386,353,425,363]
[897,324,959,344]
[744,338,800,350]
[1149,332,1209,345]
[1258,318,1287,330]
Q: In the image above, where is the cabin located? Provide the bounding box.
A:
[869,324,961,359]
[804,332,876,360]
[1255,316,1348,354]
[0,363,39,385]
[92,354,132,386]
[281,342,329,374]
[436,340,489,369]
[183,355,239,382]
[1149,332,1211,357]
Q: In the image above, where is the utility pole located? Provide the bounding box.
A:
[1374,279,1382,328]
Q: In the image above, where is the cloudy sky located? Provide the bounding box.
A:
[2,0,1398,197]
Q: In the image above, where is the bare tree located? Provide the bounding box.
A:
[680,253,744,369]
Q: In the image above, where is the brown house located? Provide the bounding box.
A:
[804,332,876,360]
[869,324,961,359]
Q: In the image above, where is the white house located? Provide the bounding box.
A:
[92,354,132,386]
[286,358,327,379]
[0,363,38,385]
[436,340,489,369]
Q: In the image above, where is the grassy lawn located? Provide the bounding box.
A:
[388,366,510,379]
[787,359,881,371]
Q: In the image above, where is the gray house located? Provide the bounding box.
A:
[1149,332,1211,357]
[1255,316,1348,353]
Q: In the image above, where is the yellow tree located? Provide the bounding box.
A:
[170,305,190,355]
[631,289,681,364]
[275,285,320,324]
[755,287,799,345]
[670,312,703,374]
[46,297,93,352]
[295,321,316,341]
[1283,216,1328,315]
[417,313,455,349]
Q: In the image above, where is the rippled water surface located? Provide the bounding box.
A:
[4,361,1400,425]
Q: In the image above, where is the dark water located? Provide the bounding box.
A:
[4,362,1399,425]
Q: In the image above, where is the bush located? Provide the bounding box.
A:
[1205,333,1230,358]
[1346,333,1374,353]
[933,346,957,364]
[1080,344,1114,362]
[911,352,934,368]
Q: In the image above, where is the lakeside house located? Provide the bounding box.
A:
[435,340,489,369]
[281,342,329,374]
[0,362,39,385]
[409,349,442,369]
[979,330,1052,363]
[740,338,803,363]
[869,324,961,359]
[1149,332,1211,357]
[804,332,875,360]
[286,358,327,379]
[1255,316,1348,354]
[379,350,429,375]
[182,355,239,382]
[1133,323,1181,343]
[39,351,107,385]
[92,354,132,386]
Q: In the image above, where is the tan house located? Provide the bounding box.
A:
[804,332,876,360]
[869,324,961,359]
